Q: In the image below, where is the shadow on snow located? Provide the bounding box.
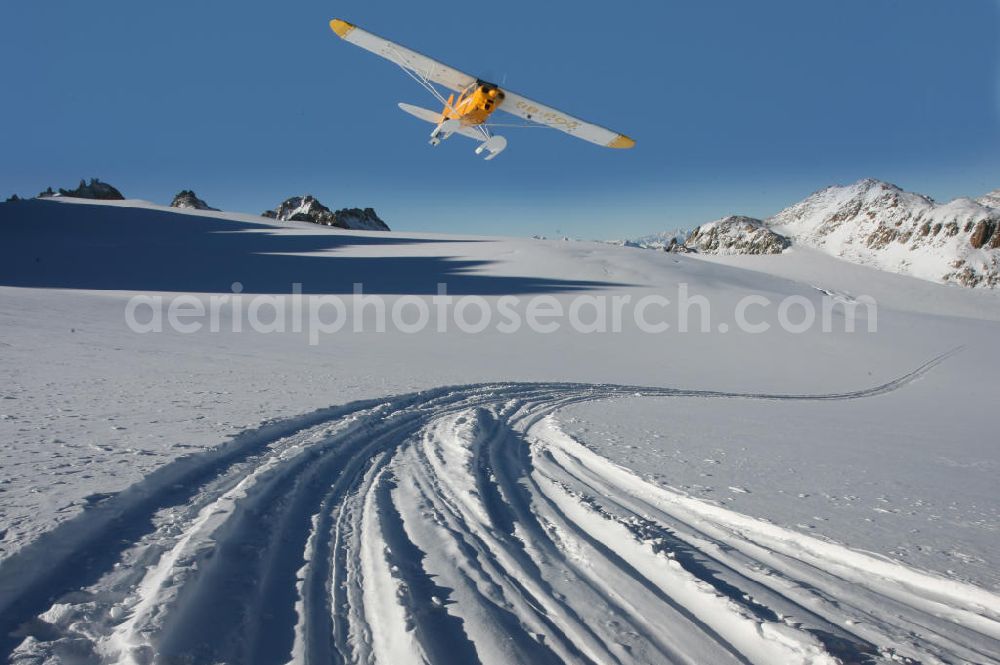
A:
[0,200,625,295]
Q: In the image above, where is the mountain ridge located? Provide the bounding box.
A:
[623,179,1000,287]
[768,179,999,287]
[262,195,390,231]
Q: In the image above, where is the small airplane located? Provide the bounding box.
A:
[329,18,635,160]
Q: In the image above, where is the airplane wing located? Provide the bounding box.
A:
[397,103,487,141]
[499,91,635,149]
[330,19,476,93]
[499,90,635,148]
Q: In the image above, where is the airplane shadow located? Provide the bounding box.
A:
[0,201,624,295]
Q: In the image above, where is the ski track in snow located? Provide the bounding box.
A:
[3,349,999,665]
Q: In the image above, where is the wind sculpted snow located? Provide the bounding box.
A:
[4,350,999,664]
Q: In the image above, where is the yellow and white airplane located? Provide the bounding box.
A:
[329,18,635,160]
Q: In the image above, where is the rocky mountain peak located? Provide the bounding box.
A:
[262,195,389,231]
[329,208,391,232]
[170,190,217,211]
[38,178,124,201]
[262,195,329,223]
[616,218,788,255]
[685,216,790,255]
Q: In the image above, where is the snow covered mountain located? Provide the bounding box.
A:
[262,195,390,231]
[977,188,1000,209]
[685,216,790,255]
[615,218,788,255]
[769,179,1000,287]
[170,190,217,211]
[623,179,1000,287]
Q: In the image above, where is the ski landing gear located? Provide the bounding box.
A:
[428,119,507,160]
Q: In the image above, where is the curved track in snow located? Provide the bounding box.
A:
[3,350,1000,664]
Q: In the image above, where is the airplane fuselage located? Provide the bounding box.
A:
[442,81,505,126]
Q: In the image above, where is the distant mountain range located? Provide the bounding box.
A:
[606,229,688,252]
[621,179,1000,288]
[4,181,391,232]
[8,177,999,285]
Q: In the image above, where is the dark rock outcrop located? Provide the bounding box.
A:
[665,237,692,253]
[38,179,125,200]
[170,190,218,211]
[328,207,391,232]
[262,195,390,231]
[684,216,790,255]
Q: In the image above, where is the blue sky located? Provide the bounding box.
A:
[2,1,998,237]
